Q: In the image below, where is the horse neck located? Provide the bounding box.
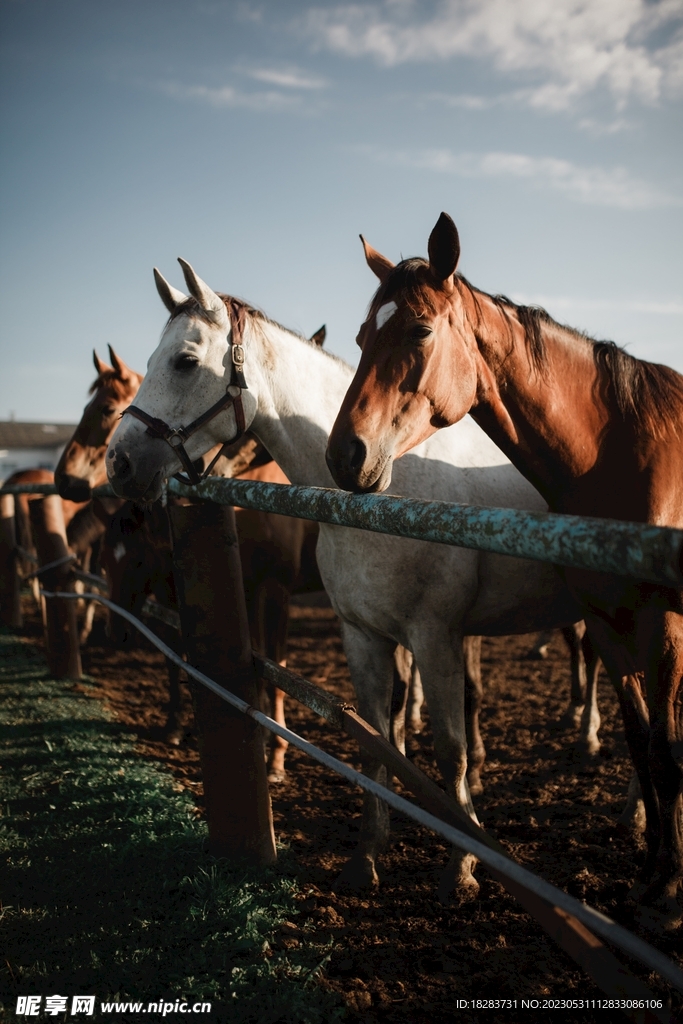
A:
[247,321,354,487]
[465,290,608,503]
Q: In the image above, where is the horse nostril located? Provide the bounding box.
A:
[113,453,131,481]
[348,437,367,471]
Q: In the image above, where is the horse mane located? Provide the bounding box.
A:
[88,369,138,396]
[380,258,683,440]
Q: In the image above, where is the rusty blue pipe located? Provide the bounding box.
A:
[166,477,683,587]
[2,479,682,586]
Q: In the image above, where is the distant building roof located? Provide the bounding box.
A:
[0,421,76,449]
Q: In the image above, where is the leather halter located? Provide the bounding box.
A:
[122,299,249,486]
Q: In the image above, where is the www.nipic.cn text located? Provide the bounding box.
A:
[16,996,212,1016]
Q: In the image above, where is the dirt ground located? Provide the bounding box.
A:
[21,597,682,1023]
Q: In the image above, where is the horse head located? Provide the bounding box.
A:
[326,212,479,493]
[55,348,143,501]
[106,260,261,501]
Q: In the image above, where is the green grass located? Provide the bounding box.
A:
[0,629,344,1022]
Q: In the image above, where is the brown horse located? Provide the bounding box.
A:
[327,213,683,931]
[55,348,144,502]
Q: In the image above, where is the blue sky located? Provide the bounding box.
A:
[1,0,681,421]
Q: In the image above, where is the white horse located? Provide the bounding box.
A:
[107,260,592,897]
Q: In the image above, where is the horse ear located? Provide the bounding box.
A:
[177,258,227,323]
[93,350,110,376]
[360,235,394,283]
[309,325,326,347]
[154,268,187,314]
[427,212,460,285]
[108,345,132,381]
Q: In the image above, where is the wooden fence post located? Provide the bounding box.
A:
[0,494,22,628]
[168,500,276,864]
[29,495,82,680]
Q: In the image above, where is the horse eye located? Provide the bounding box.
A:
[410,324,433,343]
[175,354,199,371]
[102,406,115,417]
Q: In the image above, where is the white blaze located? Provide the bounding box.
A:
[375,301,397,331]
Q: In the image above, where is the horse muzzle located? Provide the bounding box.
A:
[325,433,393,494]
[56,474,93,503]
[107,445,165,502]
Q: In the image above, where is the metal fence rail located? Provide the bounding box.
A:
[2,479,682,586]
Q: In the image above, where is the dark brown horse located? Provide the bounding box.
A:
[327,213,683,931]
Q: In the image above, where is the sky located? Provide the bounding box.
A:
[0,0,681,422]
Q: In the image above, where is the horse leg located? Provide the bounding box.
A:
[557,621,587,730]
[407,659,424,734]
[463,636,485,796]
[576,626,602,759]
[411,628,479,901]
[617,771,646,835]
[528,628,554,660]
[163,653,184,746]
[264,581,291,784]
[390,645,412,755]
[585,616,660,895]
[636,610,683,932]
[335,621,396,890]
[79,597,97,645]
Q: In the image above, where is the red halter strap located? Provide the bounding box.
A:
[122,301,248,487]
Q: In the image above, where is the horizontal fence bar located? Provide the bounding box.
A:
[167,477,683,587]
[36,586,683,1004]
[3,479,682,586]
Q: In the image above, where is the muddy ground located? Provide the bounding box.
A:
[21,597,682,1023]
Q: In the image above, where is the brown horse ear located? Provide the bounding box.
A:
[428,212,460,285]
[309,325,326,347]
[93,350,110,376]
[360,235,394,283]
[108,345,131,381]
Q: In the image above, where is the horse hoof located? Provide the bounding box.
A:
[617,799,646,836]
[555,707,583,731]
[575,743,600,766]
[438,853,479,904]
[467,770,484,797]
[267,768,286,784]
[334,855,379,891]
[437,871,480,906]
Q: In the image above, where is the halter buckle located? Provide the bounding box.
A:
[166,429,187,448]
[232,344,245,366]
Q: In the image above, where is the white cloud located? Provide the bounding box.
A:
[361,145,681,208]
[306,0,683,109]
[510,295,683,315]
[156,80,300,112]
[429,92,495,110]
[248,67,327,89]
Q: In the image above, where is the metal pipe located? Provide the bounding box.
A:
[168,477,683,587]
[4,479,682,586]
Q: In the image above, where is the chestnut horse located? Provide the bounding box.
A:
[326,213,683,931]
[56,349,144,503]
